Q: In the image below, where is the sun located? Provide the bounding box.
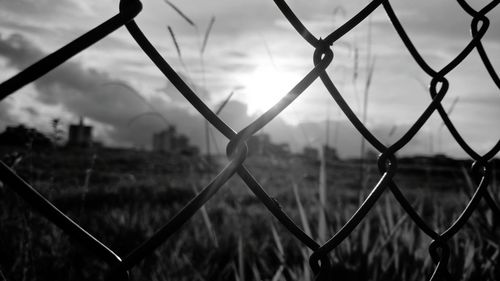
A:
[242,64,299,115]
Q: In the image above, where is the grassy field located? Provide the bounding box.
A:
[0,146,499,281]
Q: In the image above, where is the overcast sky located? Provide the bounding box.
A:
[0,0,499,158]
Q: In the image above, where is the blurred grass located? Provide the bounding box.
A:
[0,147,499,280]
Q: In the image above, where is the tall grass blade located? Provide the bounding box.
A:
[79,153,96,215]
[464,240,475,270]
[301,248,311,281]
[181,254,207,281]
[394,241,400,273]
[492,160,497,191]
[361,222,370,254]
[362,56,376,125]
[353,47,359,83]
[289,180,313,281]
[271,265,285,281]
[167,26,183,60]
[232,262,241,281]
[318,146,328,243]
[260,34,277,69]
[373,211,409,255]
[375,205,389,235]
[270,221,285,260]
[438,96,460,130]
[360,50,376,185]
[238,235,245,281]
[191,184,219,248]
[0,268,7,281]
[486,209,493,226]
[164,0,196,26]
[352,46,361,111]
[215,90,235,115]
[292,182,312,238]
[200,16,216,54]
[388,125,397,137]
[461,165,474,196]
[384,195,395,230]
[251,263,262,281]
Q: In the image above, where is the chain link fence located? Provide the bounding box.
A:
[0,0,499,280]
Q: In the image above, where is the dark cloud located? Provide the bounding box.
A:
[0,33,204,147]
[0,33,45,68]
[0,33,151,124]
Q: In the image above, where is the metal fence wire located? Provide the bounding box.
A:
[0,0,499,280]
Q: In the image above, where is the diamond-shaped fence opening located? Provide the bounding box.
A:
[0,0,499,280]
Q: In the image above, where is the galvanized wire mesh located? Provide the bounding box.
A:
[0,0,499,280]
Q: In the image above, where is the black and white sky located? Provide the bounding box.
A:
[0,0,499,158]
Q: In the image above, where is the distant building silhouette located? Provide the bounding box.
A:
[67,117,92,148]
[152,126,198,155]
[302,145,339,161]
[0,125,52,148]
[322,144,339,161]
[247,133,290,158]
[247,134,271,155]
[302,146,319,160]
